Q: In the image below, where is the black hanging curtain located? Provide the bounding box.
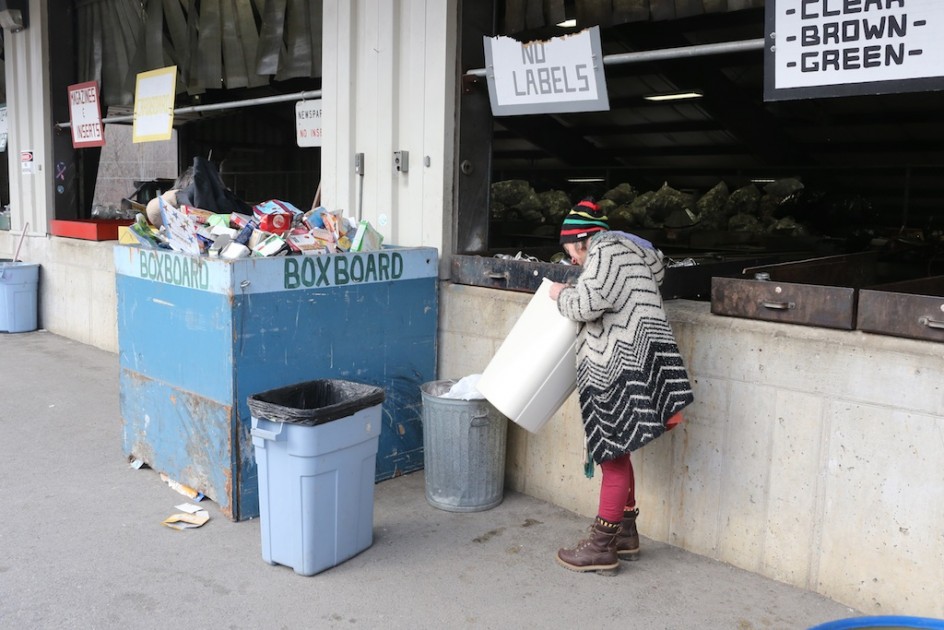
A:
[75,0,323,107]
[501,0,764,34]
[0,30,5,98]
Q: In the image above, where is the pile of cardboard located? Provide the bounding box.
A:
[128,198,384,258]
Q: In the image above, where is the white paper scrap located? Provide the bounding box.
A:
[174,503,204,514]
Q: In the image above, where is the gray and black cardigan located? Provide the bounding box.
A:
[557,231,694,464]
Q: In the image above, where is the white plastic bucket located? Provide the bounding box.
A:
[0,260,40,333]
[477,277,578,433]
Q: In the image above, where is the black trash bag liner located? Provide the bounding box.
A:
[176,156,251,215]
[248,379,385,427]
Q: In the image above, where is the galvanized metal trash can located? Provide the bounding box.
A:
[420,380,507,512]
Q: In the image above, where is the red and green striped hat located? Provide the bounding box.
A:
[559,199,609,244]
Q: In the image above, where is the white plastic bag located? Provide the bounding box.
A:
[441,374,485,400]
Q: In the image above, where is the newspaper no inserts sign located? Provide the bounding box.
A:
[296,99,322,147]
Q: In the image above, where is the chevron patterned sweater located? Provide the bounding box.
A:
[557,231,694,463]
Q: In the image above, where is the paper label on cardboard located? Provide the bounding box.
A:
[161,199,202,256]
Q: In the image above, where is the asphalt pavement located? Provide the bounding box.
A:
[0,330,864,629]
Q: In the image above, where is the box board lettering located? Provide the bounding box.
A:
[138,250,211,290]
[284,252,403,289]
[116,247,436,296]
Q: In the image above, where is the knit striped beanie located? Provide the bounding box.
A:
[559,199,609,244]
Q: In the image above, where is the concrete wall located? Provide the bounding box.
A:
[439,283,944,618]
[0,234,118,351]
[91,126,179,210]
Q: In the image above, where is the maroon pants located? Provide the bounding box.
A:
[598,454,635,522]
[597,412,683,522]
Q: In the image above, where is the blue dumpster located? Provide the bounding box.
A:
[115,246,438,520]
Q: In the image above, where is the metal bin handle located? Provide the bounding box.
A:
[918,316,944,330]
[761,301,796,310]
[470,411,490,427]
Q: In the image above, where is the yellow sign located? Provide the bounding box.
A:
[132,66,177,143]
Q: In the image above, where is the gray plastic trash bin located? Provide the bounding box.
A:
[420,380,507,512]
[248,379,385,576]
[0,260,39,333]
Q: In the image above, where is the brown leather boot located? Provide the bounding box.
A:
[556,517,620,574]
[616,508,640,561]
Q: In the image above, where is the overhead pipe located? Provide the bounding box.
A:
[465,37,765,77]
[54,89,323,130]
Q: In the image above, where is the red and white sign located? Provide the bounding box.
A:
[295,99,322,147]
[20,149,34,174]
[68,81,105,148]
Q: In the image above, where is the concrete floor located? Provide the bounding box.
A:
[0,330,864,629]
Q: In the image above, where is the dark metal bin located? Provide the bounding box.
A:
[857,276,944,342]
[711,252,925,330]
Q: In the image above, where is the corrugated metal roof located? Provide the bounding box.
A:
[73,0,323,107]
